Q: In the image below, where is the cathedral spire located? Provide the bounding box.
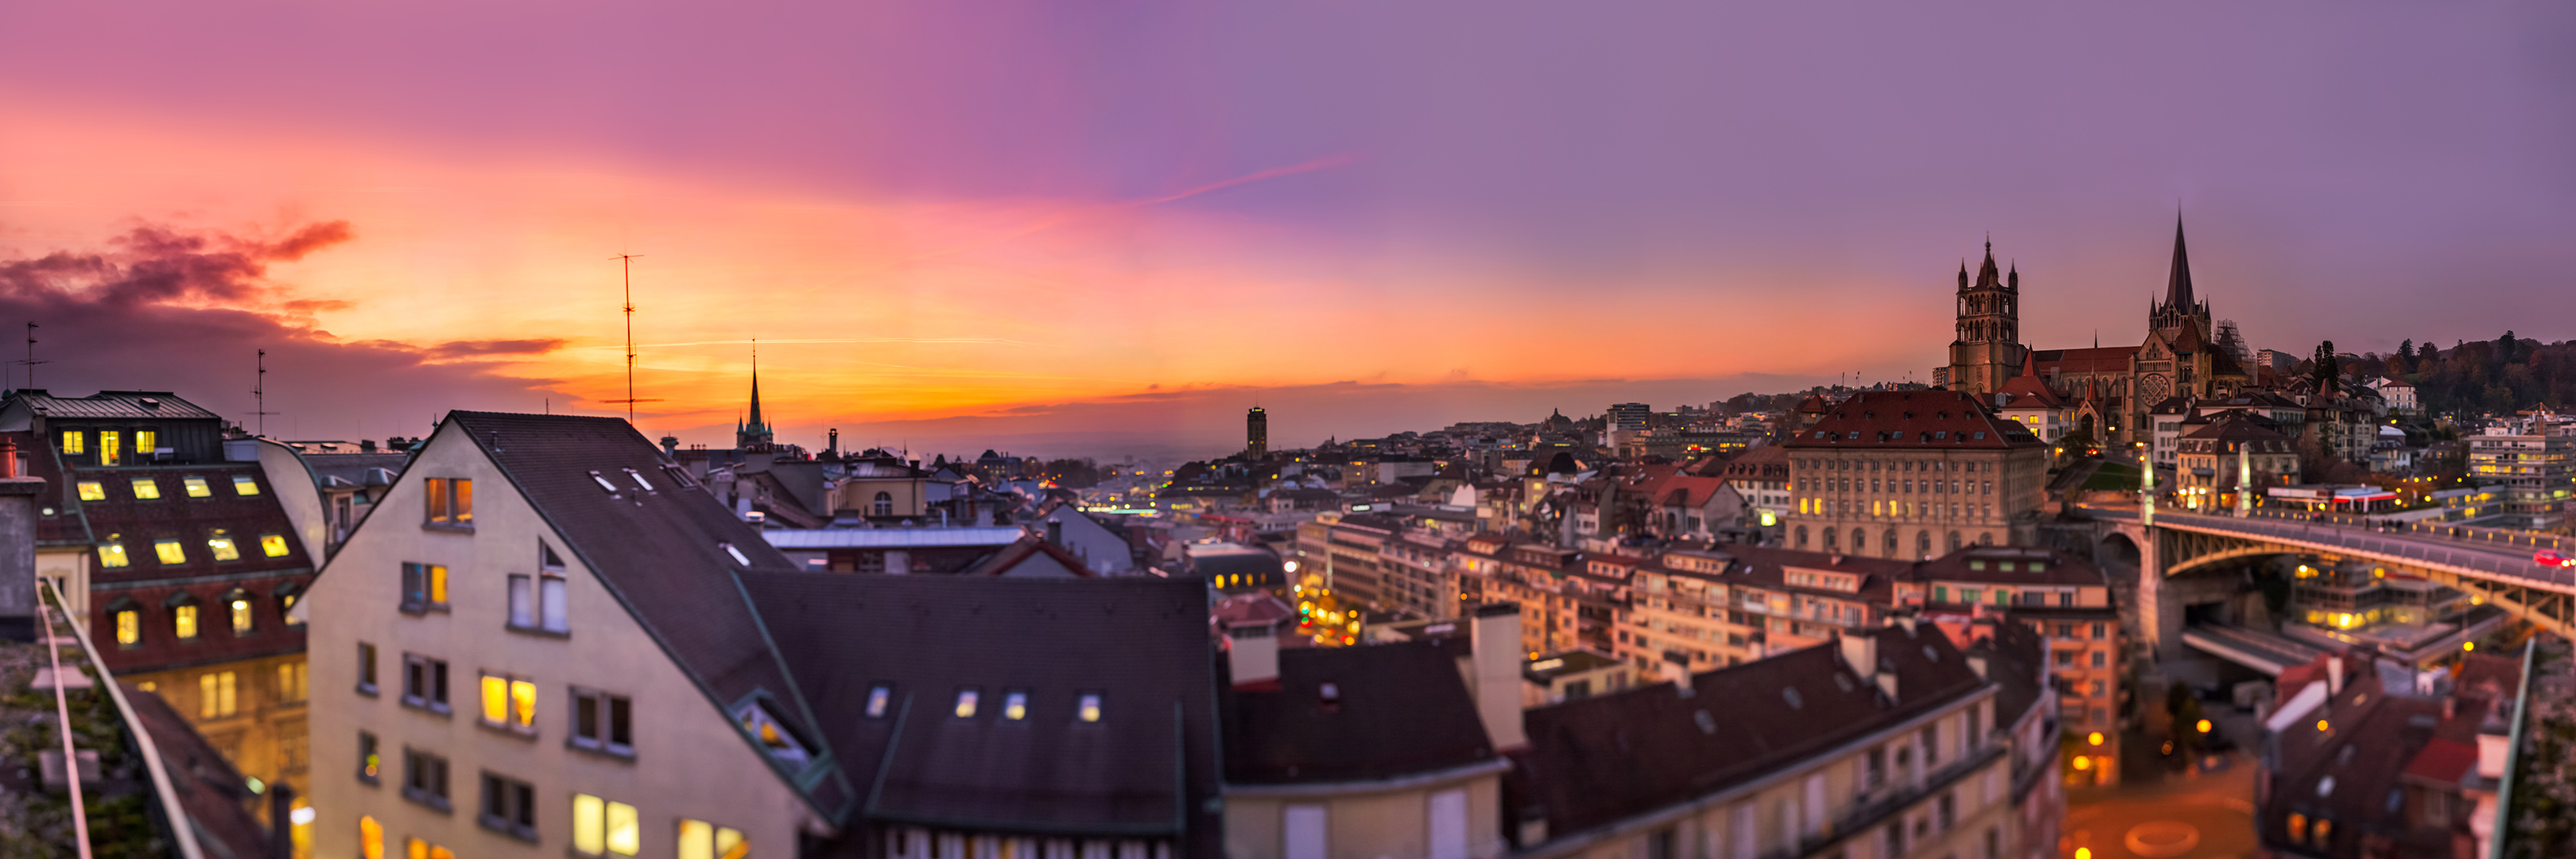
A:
[2164,215,2194,311]
[747,340,764,430]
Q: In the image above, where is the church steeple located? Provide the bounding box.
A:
[2163,215,2194,311]
[2151,215,2210,336]
[735,340,775,451]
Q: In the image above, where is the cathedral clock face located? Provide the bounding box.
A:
[2140,373,2171,404]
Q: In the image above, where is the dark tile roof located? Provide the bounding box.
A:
[1511,624,1984,837]
[738,574,1219,853]
[4,390,224,421]
[121,684,273,859]
[1783,391,2043,450]
[1224,639,1494,785]
[1911,545,2108,588]
[436,411,851,816]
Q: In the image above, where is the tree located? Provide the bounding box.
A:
[2500,331,2518,363]
[2399,339,2415,363]
[2418,339,2438,363]
[2312,340,2341,394]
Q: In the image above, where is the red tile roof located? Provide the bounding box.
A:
[1783,391,2044,450]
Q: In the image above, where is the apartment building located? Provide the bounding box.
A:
[1,391,319,803]
[1509,621,2032,859]
[1453,536,1621,655]
[1783,391,2050,559]
[1616,547,1906,672]
[2257,650,2527,859]
[2171,412,2299,513]
[1705,445,1791,538]
[1900,546,2124,777]
[2465,418,2571,531]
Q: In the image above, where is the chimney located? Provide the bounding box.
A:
[1225,622,1280,690]
[1469,603,1530,752]
[2327,655,2345,696]
[0,439,41,642]
[1660,651,1693,694]
[1966,654,1989,680]
[1046,518,1063,546]
[1837,631,1879,678]
[828,428,840,456]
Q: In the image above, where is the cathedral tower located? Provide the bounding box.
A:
[1945,241,2024,395]
[1246,406,1268,461]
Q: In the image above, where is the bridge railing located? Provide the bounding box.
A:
[2095,507,2576,593]
[2235,506,2566,551]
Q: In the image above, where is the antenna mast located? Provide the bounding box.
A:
[251,349,281,436]
[19,323,51,390]
[602,255,662,422]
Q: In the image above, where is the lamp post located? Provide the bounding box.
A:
[2140,442,2156,527]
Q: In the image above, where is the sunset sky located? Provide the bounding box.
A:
[4,1,2573,457]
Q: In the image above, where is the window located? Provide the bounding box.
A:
[173,601,200,639]
[1936,791,1955,831]
[954,689,980,718]
[401,562,448,612]
[131,476,161,499]
[509,570,570,633]
[479,772,537,840]
[1429,788,1469,859]
[136,430,157,454]
[358,643,379,694]
[402,653,451,713]
[154,539,187,565]
[865,685,892,718]
[231,475,261,496]
[2091,650,2106,668]
[737,702,810,767]
[1077,693,1104,722]
[572,688,634,756]
[677,818,746,859]
[114,610,140,647]
[227,589,255,634]
[405,839,456,859]
[77,480,106,501]
[625,468,654,492]
[873,492,894,517]
[209,531,242,562]
[402,748,451,810]
[61,430,84,456]
[575,795,643,857]
[424,477,471,525]
[359,815,383,859]
[261,534,290,558]
[279,662,308,702]
[183,476,213,497]
[281,588,305,627]
[2091,622,2107,639]
[1922,725,1940,767]
[98,539,130,567]
[1003,690,1029,721]
[359,732,382,783]
[1283,805,1327,859]
[1864,747,1886,789]
[198,670,238,717]
[99,430,122,466]
[481,672,537,733]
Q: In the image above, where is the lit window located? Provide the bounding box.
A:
[60,430,84,456]
[173,604,200,639]
[184,476,213,497]
[259,534,290,558]
[1078,693,1103,723]
[209,531,242,562]
[198,670,238,717]
[132,477,162,499]
[136,430,157,453]
[359,815,383,859]
[77,481,106,501]
[232,475,261,496]
[678,819,747,859]
[278,662,308,702]
[1003,690,1028,721]
[736,702,809,767]
[154,539,186,565]
[481,673,537,731]
[99,430,122,466]
[115,610,139,646]
[424,478,470,523]
[359,733,382,783]
[230,595,254,634]
[281,593,303,626]
[605,800,640,856]
[954,689,980,718]
[865,685,892,718]
[98,542,130,568]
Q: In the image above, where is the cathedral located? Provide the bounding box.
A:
[1939,219,2248,445]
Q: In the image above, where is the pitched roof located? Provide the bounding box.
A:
[1996,359,2065,409]
[2164,216,2196,309]
[1511,625,1984,837]
[2025,346,2140,376]
[435,411,851,816]
[1911,545,2109,589]
[1223,639,1496,784]
[737,574,1220,849]
[3,390,224,422]
[1782,391,2043,450]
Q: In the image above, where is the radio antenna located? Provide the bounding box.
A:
[17,322,50,391]
[602,255,662,422]
[251,349,281,436]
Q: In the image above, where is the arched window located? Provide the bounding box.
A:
[1795,526,1810,548]
[1946,531,1962,552]
[1916,531,1933,558]
[1850,529,1864,552]
[872,492,894,517]
[1823,528,1838,550]
[1882,530,1897,555]
[1978,532,1995,546]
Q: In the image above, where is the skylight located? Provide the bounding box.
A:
[589,471,619,492]
[625,468,654,492]
[721,543,751,566]
[734,703,809,768]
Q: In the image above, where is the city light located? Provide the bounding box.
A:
[2465,641,2476,651]
[2071,756,2091,771]
[2317,720,2330,733]
[2196,719,2212,733]
[2087,732,2104,746]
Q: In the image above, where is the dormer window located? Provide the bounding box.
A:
[865,685,892,718]
[953,689,980,718]
[1077,693,1103,723]
[1002,691,1029,721]
[734,702,809,768]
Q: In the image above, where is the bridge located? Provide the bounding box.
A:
[2085,506,2576,656]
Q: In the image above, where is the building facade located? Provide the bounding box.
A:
[1783,391,2050,558]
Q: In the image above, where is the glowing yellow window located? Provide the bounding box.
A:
[483,674,510,723]
[230,597,253,633]
[132,477,162,499]
[231,475,260,496]
[513,678,537,728]
[209,532,241,562]
[97,542,130,568]
[174,604,200,639]
[260,534,289,558]
[429,565,448,604]
[677,819,744,859]
[606,801,639,856]
[60,430,84,455]
[99,430,121,466]
[115,611,139,645]
[359,816,383,859]
[184,476,212,497]
[77,481,106,501]
[153,539,186,565]
[136,430,157,453]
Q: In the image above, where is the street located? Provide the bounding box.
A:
[2064,745,2260,859]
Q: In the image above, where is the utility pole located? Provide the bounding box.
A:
[252,350,281,437]
[602,255,661,423]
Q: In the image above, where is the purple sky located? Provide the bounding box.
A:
[2,1,2571,457]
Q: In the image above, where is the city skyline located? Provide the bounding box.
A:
[6,0,2574,456]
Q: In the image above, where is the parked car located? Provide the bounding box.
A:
[2537,550,2574,568]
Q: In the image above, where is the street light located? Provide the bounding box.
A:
[2087,732,2104,746]
[2196,719,2212,733]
